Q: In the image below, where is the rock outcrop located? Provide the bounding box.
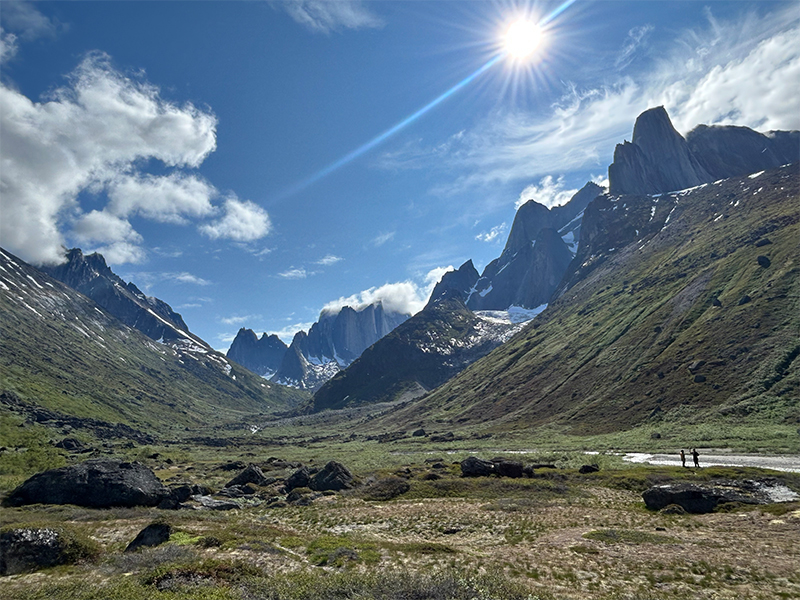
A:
[609,106,799,195]
[0,527,98,575]
[643,479,799,513]
[308,461,355,491]
[5,459,169,508]
[226,330,287,378]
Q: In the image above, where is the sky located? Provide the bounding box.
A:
[1,0,798,351]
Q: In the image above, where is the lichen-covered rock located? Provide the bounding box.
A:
[5,459,168,508]
[0,527,98,575]
[309,461,354,492]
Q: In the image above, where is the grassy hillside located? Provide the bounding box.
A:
[0,249,308,436]
[379,165,799,445]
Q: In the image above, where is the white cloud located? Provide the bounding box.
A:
[220,314,261,326]
[0,52,219,265]
[0,1,60,41]
[321,266,452,317]
[276,0,383,34]
[166,272,211,286]
[267,321,317,344]
[615,24,654,71]
[372,231,395,247]
[278,267,308,279]
[315,254,343,266]
[475,223,508,243]
[199,197,272,242]
[107,173,216,224]
[516,176,578,210]
[0,28,18,62]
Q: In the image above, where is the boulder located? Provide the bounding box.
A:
[579,464,600,474]
[757,256,771,268]
[309,461,354,492]
[216,484,258,498]
[642,479,798,514]
[4,459,168,508]
[0,527,98,575]
[492,459,524,478]
[54,437,86,452]
[125,523,172,552]
[225,464,270,488]
[460,456,495,477]
[412,428,427,437]
[285,466,311,492]
[190,495,240,511]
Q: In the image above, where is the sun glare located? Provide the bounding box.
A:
[504,19,541,60]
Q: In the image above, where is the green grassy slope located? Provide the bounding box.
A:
[0,249,308,435]
[381,165,799,438]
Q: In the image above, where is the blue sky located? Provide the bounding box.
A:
[1,0,798,350]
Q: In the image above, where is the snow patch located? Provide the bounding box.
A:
[748,171,765,179]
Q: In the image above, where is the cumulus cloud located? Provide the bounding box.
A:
[516,176,579,210]
[315,254,343,266]
[0,51,272,265]
[388,7,799,191]
[276,0,383,34]
[475,223,508,243]
[321,266,453,317]
[199,197,272,242]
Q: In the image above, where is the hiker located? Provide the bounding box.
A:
[680,450,686,468]
[691,448,700,468]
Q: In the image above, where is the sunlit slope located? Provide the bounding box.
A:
[0,250,308,434]
[386,165,799,434]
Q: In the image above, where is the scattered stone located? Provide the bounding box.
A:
[309,461,355,492]
[712,298,722,307]
[4,459,168,508]
[225,464,271,488]
[738,295,751,305]
[757,255,771,268]
[579,464,600,474]
[424,458,445,464]
[650,432,662,439]
[693,375,707,383]
[430,432,455,442]
[217,461,247,471]
[754,238,772,247]
[286,488,318,506]
[412,428,427,437]
[190,495,240,511]
[125,523,172,553]
[54,437,86,452]
[284,466,311,492]
[442,527,462,535]
[0,527,98,575]
[643,479,799,514]
[216,484,257,498]
[422,472,442,481]
[687,360,705,373]
[460,456,495,477]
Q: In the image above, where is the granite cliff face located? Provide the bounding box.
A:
[41,248,205,348]
[609,106,799,196]
[464,181,603,311]
[226,329,288,377]
[271,301,410,390]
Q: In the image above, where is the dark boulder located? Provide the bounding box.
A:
[579,464,600,474]
[125,523,172,552]
[309,461,354,492]
[757,256,771,268]
[738,295,751,305]
[412,428,427,437]
[285,466,311,492]
[54,437,86,452]
[225,464,270,488]
[216,484,257,498]
[492,459,524,478]
[5,459,168,508]
[460,456,495,477]
[642,479,797,514]
[0,527,98,575]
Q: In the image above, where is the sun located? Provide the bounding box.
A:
[504,19,541,60]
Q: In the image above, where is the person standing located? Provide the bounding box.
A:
[680,450,686,468]
[691,448,700,468]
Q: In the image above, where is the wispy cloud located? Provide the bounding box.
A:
[315,254,343,266]
[220,314,261,326]
[168,272,211,286]
[475,223,507,243]
[278,267,308,279]
[0,1,62,42]
[372,231,395,247]
[383,7,800,193]
[274,0,383,34]
[615,24,654,71]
